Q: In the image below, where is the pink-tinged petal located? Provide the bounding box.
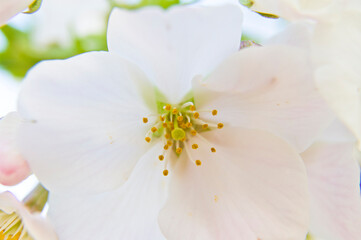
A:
[18,52,156,195]
[0,191,58,240]
[193,45,333,152]
[301,142,361,240]
[0,0,33,26]
[0,112,30,186]
[108,5,243,103]
[48,142,167,240]
[159,127,310,240]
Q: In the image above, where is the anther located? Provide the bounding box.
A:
[195,160,202,166]
[159,155,164,161]
[190,105,196,111]
[163,170,169,176]
[164,104,172,111]
[160,116,165,121]
[177,116,184,121]
[202,124,209,129]
[145,137,151,142]
[172,108,178,114]
[164,145,169,150]
[211,147,216,153]
[193,112,200,119]
[151,127,158,133]
[217,123,224,129]
[176,147,183,154]
[191,130,197,136]
[165,133,171,139]
[192,144,198,149]
[167,140,173,146]
[212,110,218,116]
[186,122,192,128]
[162,123,168,128]
[143,117,148,123]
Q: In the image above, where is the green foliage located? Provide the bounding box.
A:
[0,25,107,78]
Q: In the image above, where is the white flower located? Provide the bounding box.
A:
[0,0,33,26]
[0,191,57,240]
[17,4,331,240]
[300,119,361,240]
[0,112,30,186]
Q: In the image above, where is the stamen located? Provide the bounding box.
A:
[186,122,192,128]
[176,147,182,154]
[165,133,171,139]
[159,116,165,121]
[217,123,224,129]
[211,147,216,153]
[143,117,148,123]
[151,127,158,133]
[192,144,198,149]
[202,124,209,129]
[164,144,169,150]
[190,105,196,111]
[190,129,197,136]
[181,102,194,109]
[193,112,200,119]
[163,169,169,176]
[145,137,151,142]
[159,155,164,161]
[177,116,184,121]
[162,123,168,128]
[212,110,218,116]
[195,160,202,166]
[164,104,172,111]
[172,108,178,115]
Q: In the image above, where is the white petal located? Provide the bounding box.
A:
[0,0,32,26]
[159,127,309,240]
[18,52,156,194]
[193,45,332,152]
[301,142,361,240]
[0,112,30,186]
[0,191,58,240]
[48,142,167,240]
[108,5,243,103]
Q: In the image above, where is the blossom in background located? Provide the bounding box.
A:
[0,0,34,26]
[28,0,110,47]
[0,112,30,186]
[14,3,335,239]
[0,191,57,240]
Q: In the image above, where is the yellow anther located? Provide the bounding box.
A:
[193,112,200,119]
[151,127,158,133]
[202,124,209,129]
[167,140,173,146]
[177,116,184,121]
[212,110,218,116]
[164,144,169,150]
[192,144,198,149]
[172,108,178,114]
[168,122,174,127]
[145,137,151,142]
[165,133,171,139]
[190,105,196,111]
[211,147,216,153]
[159,155,164,161]
[162,123,168,128]
[163,169,169,176]
[143,117,148,123]
[186,122,192,128]
[176,147,183,154]
[217,123,224,129]
[195,160,202,166]
[180,123,187,129]
[165,104,172,111]
[180,137,186,142]
[191,130,197,136]
[160,116,165,121]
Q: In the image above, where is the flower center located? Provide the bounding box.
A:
[0,211,32,240]
[143,102,223,176]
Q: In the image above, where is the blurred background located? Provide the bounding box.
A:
[0,0,286,198]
